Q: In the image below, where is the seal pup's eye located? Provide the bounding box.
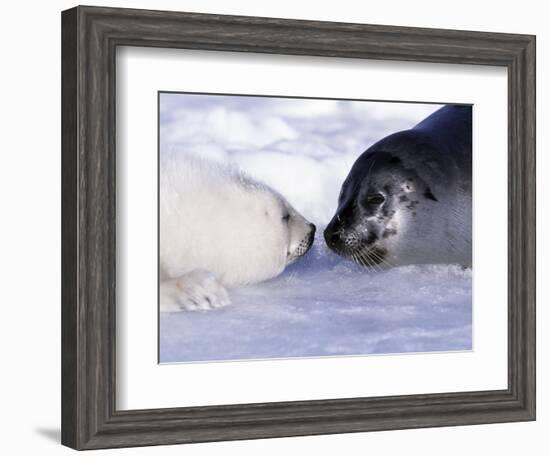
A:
[282,213,291,222]
[365,193,385,205]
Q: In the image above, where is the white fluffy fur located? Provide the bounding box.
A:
[159,154,314,312]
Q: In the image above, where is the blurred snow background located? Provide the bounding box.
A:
[159,93,472,363]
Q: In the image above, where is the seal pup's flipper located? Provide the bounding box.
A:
[160,269,230,312]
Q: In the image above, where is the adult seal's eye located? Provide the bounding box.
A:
[365,193,385,205]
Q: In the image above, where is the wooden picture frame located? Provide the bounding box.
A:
[61,5,536,450]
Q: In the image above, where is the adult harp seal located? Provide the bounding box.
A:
[324,105,472,268]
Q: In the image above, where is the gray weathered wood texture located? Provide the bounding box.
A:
[61,5,536,450]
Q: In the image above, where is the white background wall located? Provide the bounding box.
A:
[0,0,546,454]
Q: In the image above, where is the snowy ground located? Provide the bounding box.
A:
[159,93,472,363]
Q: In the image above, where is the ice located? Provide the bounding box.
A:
[158,93,471,363]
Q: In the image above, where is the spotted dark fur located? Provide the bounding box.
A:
[424,187,438,201]
[366,231,379,245]
[389,156,401,164]
[382,228,398,238]
[406,200,419,210]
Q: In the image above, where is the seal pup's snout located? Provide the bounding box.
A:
[299,223,316,255]
[288,223,316,262]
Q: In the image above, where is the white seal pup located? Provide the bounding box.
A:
[160,155,316,311]
[324,104,472,268]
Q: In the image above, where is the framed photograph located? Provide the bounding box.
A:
[61,5,535,450]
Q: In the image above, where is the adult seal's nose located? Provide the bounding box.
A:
[323,224,340,249]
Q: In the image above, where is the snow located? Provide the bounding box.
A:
[159,93,472,363]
